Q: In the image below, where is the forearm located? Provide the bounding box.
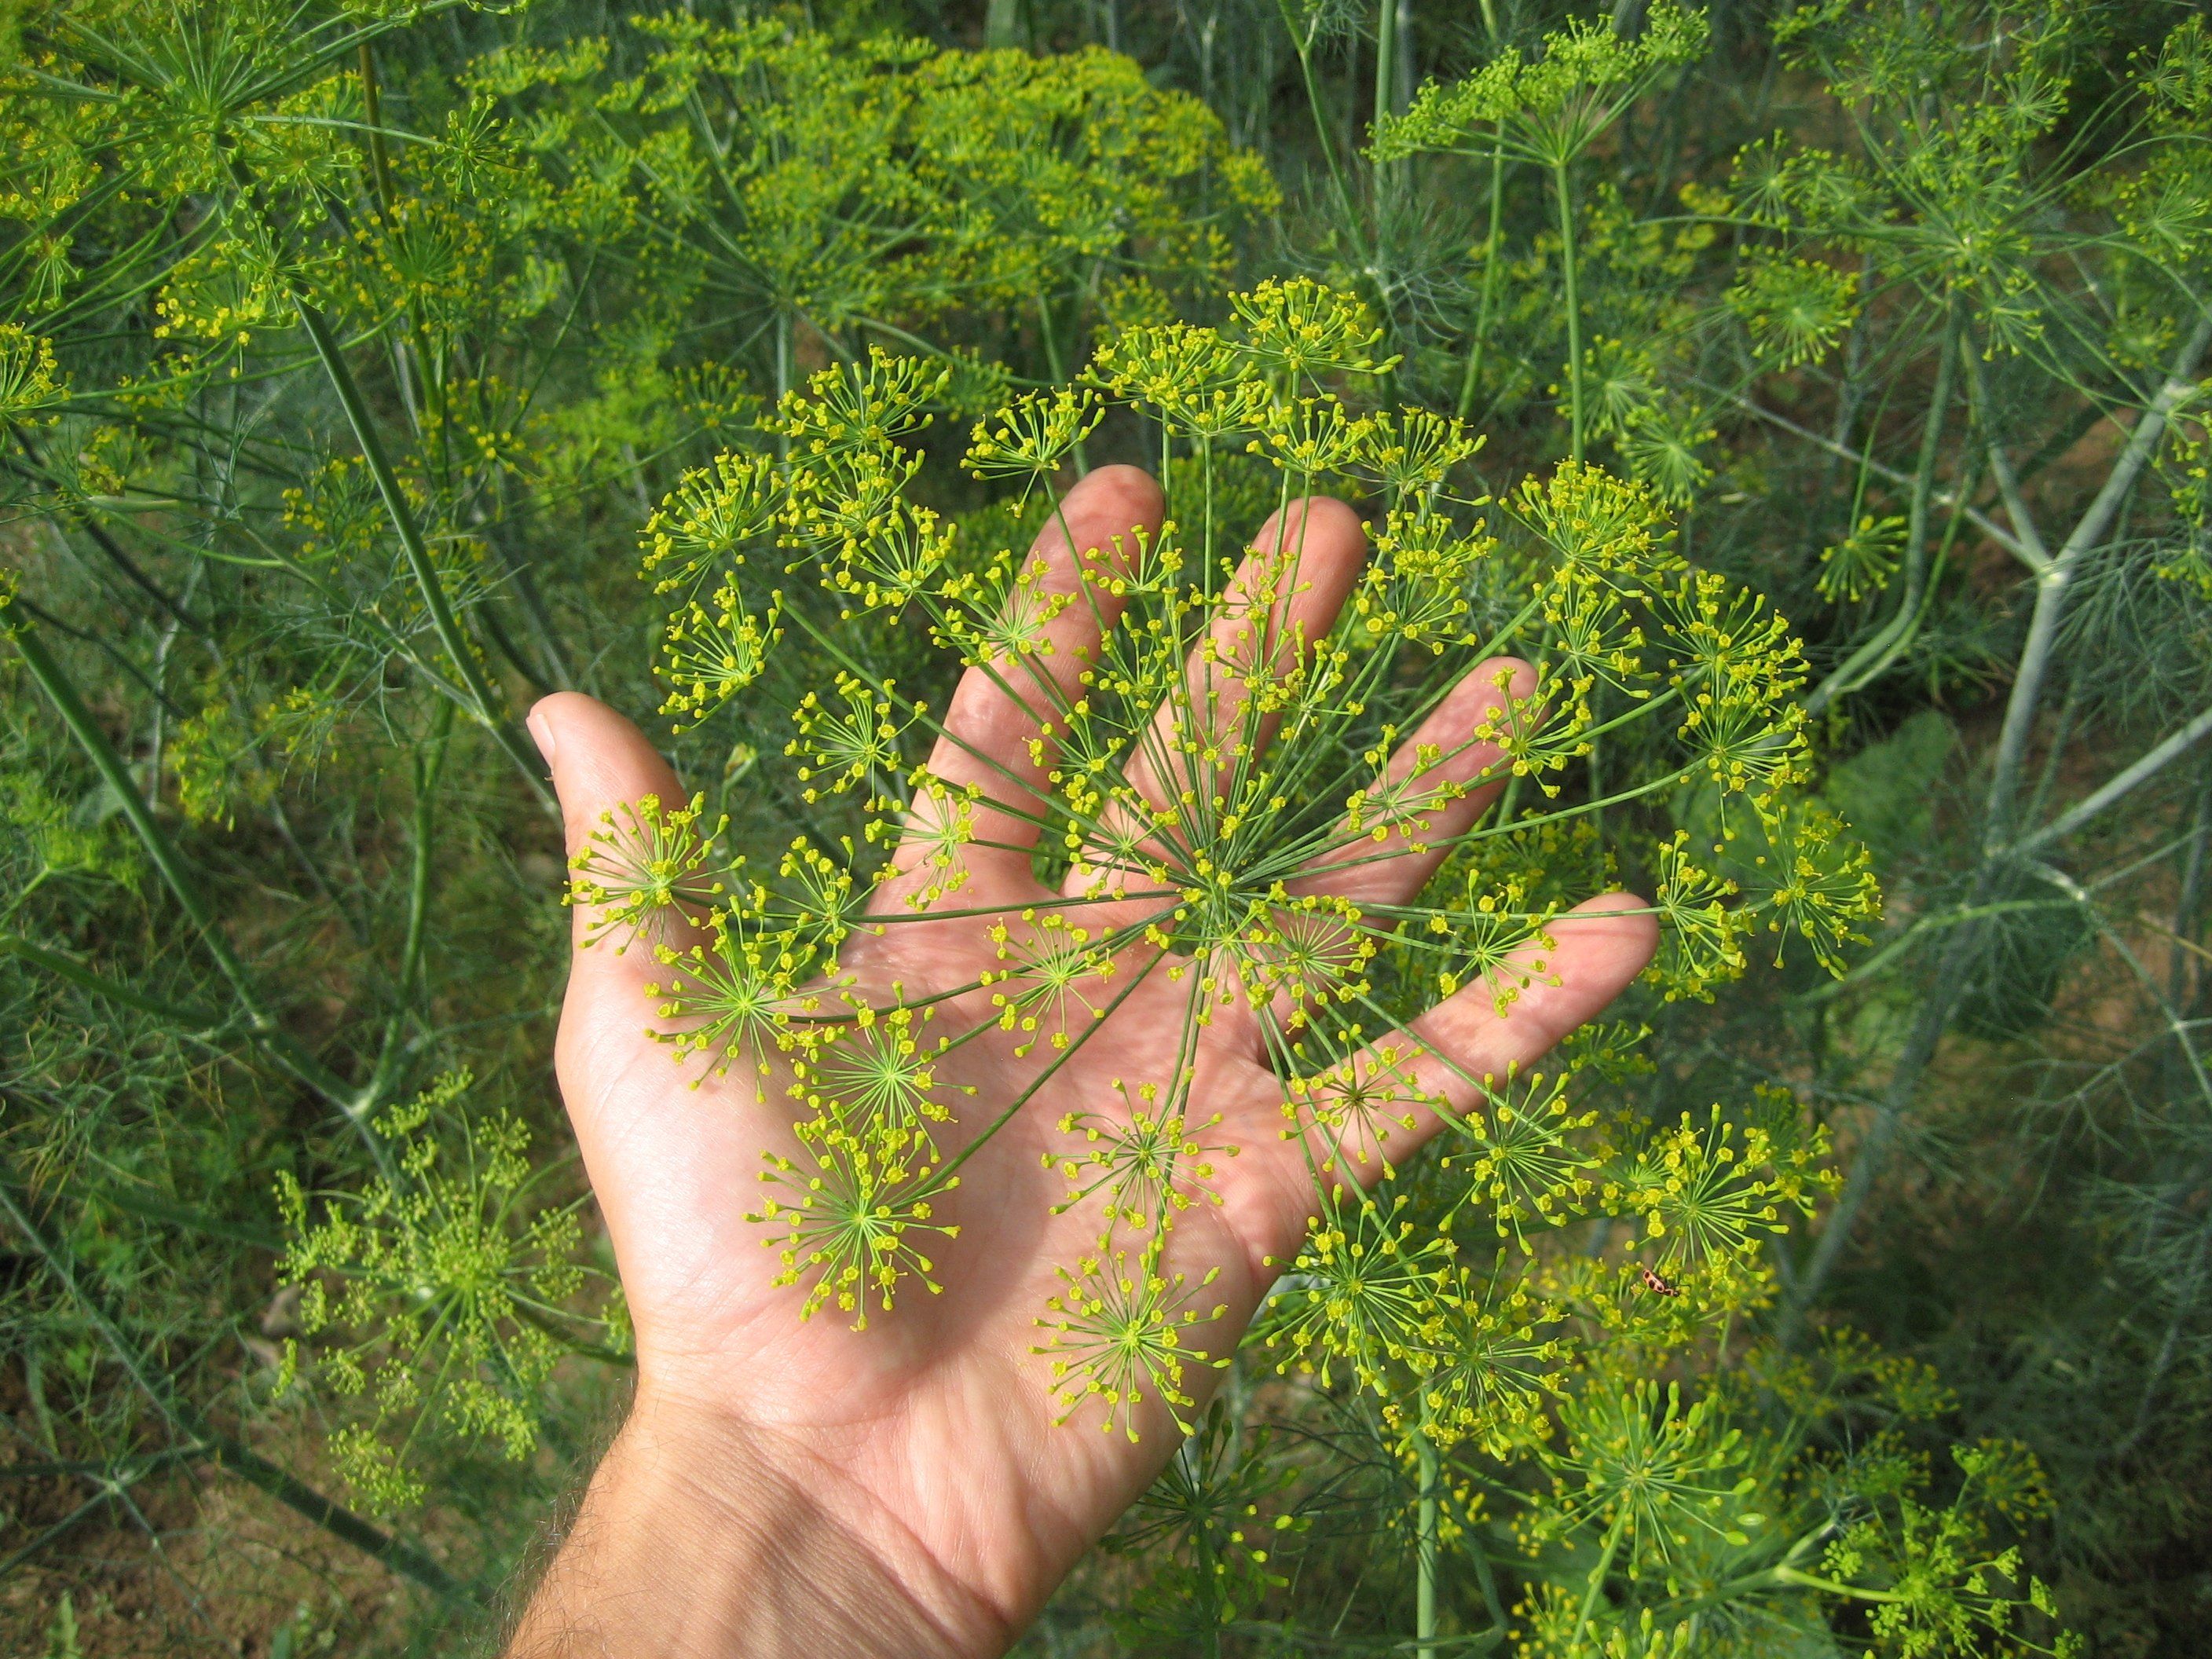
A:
[505,1391,1012,1659]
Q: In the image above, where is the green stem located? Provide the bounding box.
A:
[1792,309,2212,1324]
[1567,1510,1628,1654]
[1457,130,1507,422]
[225,152,550,808]
[2013,700,2212,861]
[1551,159,1585,463]
[94,1186,284,1251]
[1785,921,1974,1333]
[1788,893,2082,1007]
[0,932,222,1027]
[1374,0,1402,229]
[282,284,549,806]
[357,42,399,217]
[1765,1564,1907,1602]
[919,947,1166,1195]
[1468,1532,1509,1631]
[0,1493,112,1580]
[1983,307,2212,852]
[1277,1,1364,244]
[1415,1427,1441,1659]
[1035,296,1088,474]
[1805,304,1962,716]
[9,426,206,631]
[369,699,455,1104]
[513,1302,634,1369]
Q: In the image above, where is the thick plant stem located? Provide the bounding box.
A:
[1551,160,1585,463]
[1373,0,1404,222]
[0,932,221,1027]
[1374,0,1397,152]
[1415,1429,1441,1659]
[7,618,361,1121]
[2012,701,2212,860]
[369,699,456,1104]
[401,701,453,1003]
[225,151,549,807]
[1962,339,2053,579]
[354,43,426,445]
[2169,768,2212,1007]
[1785,920,1974,1335]
[203,1434,469,1600]
[1365,0,1411,383]
[358,42,399,214]
[1794,714,2212,1329]
[1791,309,2212,1327]
[0,1173,470,1604]
[1982,309,2212,854]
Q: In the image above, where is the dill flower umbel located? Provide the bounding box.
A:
[595,278,1871,1443]
[566,791,727,950]
[273,1072,615,1512]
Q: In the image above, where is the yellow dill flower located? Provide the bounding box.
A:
[1034,1247,1226,1441]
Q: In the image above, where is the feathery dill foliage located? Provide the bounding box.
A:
[1059,0,2189,1641]
[0,0,1271,1639]
[0,0,1261,1439]
[491,16,1279,396]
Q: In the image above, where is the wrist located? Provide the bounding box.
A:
[507,1386,1013,1659]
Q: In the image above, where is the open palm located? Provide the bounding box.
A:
[526,465,1655,1652]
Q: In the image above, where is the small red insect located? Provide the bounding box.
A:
[1639,1264,1683,1298]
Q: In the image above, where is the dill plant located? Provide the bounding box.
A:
[1372,0,1711,462]
[613,275,1865,1353]
[1336,0,2212,1643]
[272,1069,618,1514]
[0,0,2198,1650]
[1690,10,2212,1635]
[485,13,1279,403]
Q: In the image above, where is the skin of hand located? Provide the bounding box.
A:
[505,466,1657,1657]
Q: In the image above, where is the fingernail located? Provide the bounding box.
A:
[527,706,557,767]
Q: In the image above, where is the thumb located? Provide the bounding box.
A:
[528,691,703,975]
[527,695,762,1316]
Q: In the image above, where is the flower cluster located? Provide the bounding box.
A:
[502,20,1276,350]
[273,1072,617,1512]
[1372,2,1709,170]
[597,278,1874,1446]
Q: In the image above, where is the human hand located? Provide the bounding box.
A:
[507,465,1656,1657]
